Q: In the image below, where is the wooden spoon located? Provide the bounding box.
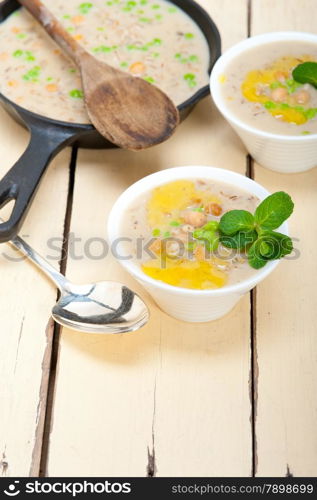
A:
[17,0,179,151]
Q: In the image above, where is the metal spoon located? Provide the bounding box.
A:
[9,234,149,334]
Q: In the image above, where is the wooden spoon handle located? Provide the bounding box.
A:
[17,0,87,66]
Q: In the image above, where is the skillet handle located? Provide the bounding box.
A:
[0,123,77,242]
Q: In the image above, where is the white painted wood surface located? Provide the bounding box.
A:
[0,107,71,476]
[251,0,317,477]
[1,0,316,478]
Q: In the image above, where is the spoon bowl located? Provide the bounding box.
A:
[8,232,149,334]
[52,281,150,334]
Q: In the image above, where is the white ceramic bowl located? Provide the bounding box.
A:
[107,166,289,322]
[210,32,317,174]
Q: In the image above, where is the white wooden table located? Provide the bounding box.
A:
[0,0,316,477]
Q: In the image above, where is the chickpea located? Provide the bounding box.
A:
[295,90,310,104]
[183,211,207,228]
[194,245,205,261]
[274,71,287,82]
[165,241,180,257]
[149,239,162,255]
[205,202,222,216]
[129,62,146,76]
[271,87,288,102]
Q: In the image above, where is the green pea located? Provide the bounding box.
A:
[152,4,160,8]
[304,108,317,120]
[170,221,181,227]
[152,38,162,45]
[25,51,35,61]
[184,33,194,39]
[78,2,93,14]
[270,81,283,90]
[186,241,196,252]
[16,33,26,39]
[13,49,23,57]
[285,78,301,93]
[152,228,161,237]
[139,17,151,22]
[168,7,177,13]
[143,76,155,83]
[264,101,277,109]
[22,65,41,81]
[204,221,219,231]
[184,73,195,81]
[69,89,84,98]
[120,61,129,68]
[163,231,171,238]
[93,45,112,52]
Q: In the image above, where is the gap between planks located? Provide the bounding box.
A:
[246,0,258,478]
[30,146,78,477]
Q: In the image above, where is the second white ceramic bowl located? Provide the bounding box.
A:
[107,166,288,322]
[210,32,317,174]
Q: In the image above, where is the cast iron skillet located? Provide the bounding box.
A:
[0,0,221,242]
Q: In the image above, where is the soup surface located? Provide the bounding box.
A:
[0,0,210,123]
[121,179,260,290]
[220,41,317,135]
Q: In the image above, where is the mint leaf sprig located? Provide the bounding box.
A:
[218,192,294,269]
[292,61,317,89]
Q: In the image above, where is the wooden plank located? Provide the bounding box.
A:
[251,0,317,476]
[46,0,253,477]
[0,106,71,476]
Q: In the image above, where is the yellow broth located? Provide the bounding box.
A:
[120,179,260,290]
[220,41,317,135]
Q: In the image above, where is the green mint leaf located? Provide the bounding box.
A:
[248,241,268,269]
[254,192,294,230]
[292,61,317,89]
[220,230,258,250]
[258,231,293,260]
[219,210,255,236]
[247,231,293,268]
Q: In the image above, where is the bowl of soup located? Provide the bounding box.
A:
[210,32,317,173]
[107,166,289,322]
